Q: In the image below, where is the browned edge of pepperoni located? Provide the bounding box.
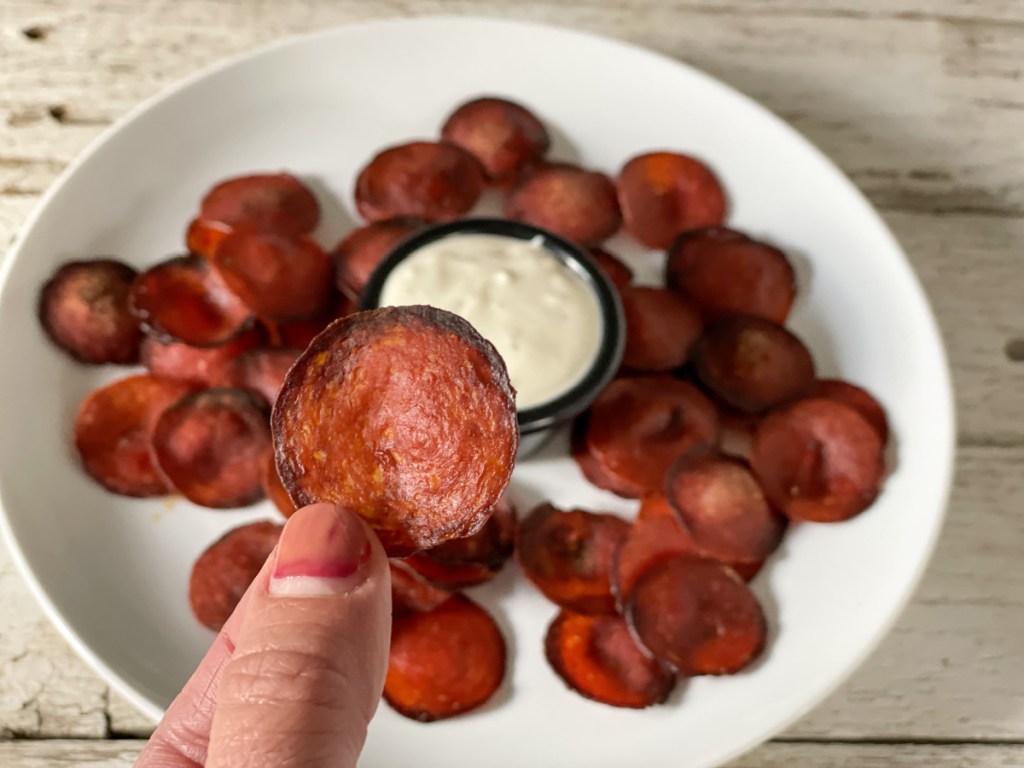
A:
[620,285,703,372]
[185,218,233,260]
[272,305,518,556]
[612,498,698,607]
[262,449,296,518]
[140,325,266,388]
[332,217,427,299]
[199,172,320,233]
[440,96,550,183]
[588,247,633,290]
[813,378,889,443]
[389,559,452,615]
[505,163,621,246]
[223,346,302,407]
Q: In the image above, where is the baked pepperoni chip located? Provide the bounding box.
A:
[185,218,232,260]
[813,378,889,443]
[589,247,633,290]
[151,388,272,509]
[385,593,506,722]
[261,450,296,518]
[272,305,518,555]
[189,521,282,631]
[222,346,302,407]
[74,375,195,497]
[130,254,253,347]
[612,497,698,606]
[354,141,485,224]
[39,259,142,364]
[199,172,320,233]
[617,152,727,249]
[270,293,357,350]
[620,286,703,372]
[570,413,641,498]
[751,398,885,523]
[332,217,427,299]
[516,503,630,615]
[140,325,266,388]
[693,314,815,414]
[440,96,550,183]
[545,611,675,709]
[626,554,767,676]
[389,560,452,615]
[505,163,621,246]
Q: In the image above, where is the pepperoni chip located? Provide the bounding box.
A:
[130,254,253,347]
[199,172,320,233]
[151,388,272,509]
[589,247,633,290]
[505,163,621,246]
[389,560,452,615]
[617,152,727,249]
[273,306,518,555]
[261,450,296,518]
[189,521,282,631]
[332,217,427,299]
[751,398,885,523]
[385,594,506,721]
[813,379,889,443]
[612,498,698,605]
[620,286,703,372]
[355,141,485,224]
[74,375,195,497]
[223,346,302,407]
[211,228,332,321]
[693,314,815,414]
[185,218,232,260]
[570,413,640,498]
[665,227,796,323]
[626,555,767,676]
[440,96,550,183]
[140,326,265,387]
[39,259,142,364]
[666,450,785,564]
[271,294,356,349]
[516,504,630,615]
[545,611,675,709]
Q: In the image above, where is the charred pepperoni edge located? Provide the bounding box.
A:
[388,560,452,615]
[813,378,890,443]
[199,172,320,233]
[140,326,266,388]
[619,285,703,372]
[440,96,551,182]
[261,449,296,518]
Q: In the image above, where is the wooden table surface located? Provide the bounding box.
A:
[1,1,1022,765]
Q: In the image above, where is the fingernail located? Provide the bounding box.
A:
[269,503,372,597]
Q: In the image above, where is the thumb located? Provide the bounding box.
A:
[206,503,391,768]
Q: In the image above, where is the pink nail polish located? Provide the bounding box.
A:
[269,503,372,597]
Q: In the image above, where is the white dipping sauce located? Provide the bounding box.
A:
[379,233,603,410]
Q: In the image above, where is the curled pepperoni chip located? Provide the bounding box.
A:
[39,259,142,364]
[389,560,452,615]
[813,378,889,443]
[617,152,727,249]
[130,254,253,347]
[385,594,506,722]
[516,503,630,615]
[140,325,265,387]
[620,286,703,372]
[626,555,766,676]
[589,247,633,290]
[74,375,195,497]
[355,141,485,224]
[546,611,675,709]
[693,314,815,414]
[199,172,320,233]
[665,227,796,323]
[440,96,550,183]
[222,346,302,407]
[261,450,296,518]
[273,306,518,555]
[188,521,281,631]
[505,163,621,246]
[612,498,698,605]
[211,228,332,321]
[751,398,885,523]
[332,217,427,299]
[185,218,232,260]
[151,388,272,509]
[570,413,639,498]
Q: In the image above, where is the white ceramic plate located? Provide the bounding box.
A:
[0,17,954,768]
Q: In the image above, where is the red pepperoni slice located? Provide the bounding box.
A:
[273,306,518,555]
[261,450,296,518]
[130,254,254,347]
[199,173,320,233]
[440,96,550,183]
[617,152,727,249]
[385,594,506,722]
[332,217,427,299]
[589,247,633,290]
[270,294,357,350]
[665,227,796,323]
[693,314,815,414]
[74,375,195,497]
[570,413,640,498]
[626,555,767,676]
[151,388,271,509]
[813,379,889,443]
[188,521,282,631]
[620,286,703,372]
[140,326,265,388]
[389,560,452,615]
[355,141,485,224]
[516,503,630,615]
[222,346,302,407]
[612,498,698,605]
[751,398,885,523]
[39,259,142,364]
[185,218,232,260]
[505,163,621,246]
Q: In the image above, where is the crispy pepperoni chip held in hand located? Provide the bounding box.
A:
[272,306,518,555]
[440,96,551,183]
[813,379,890,443]
[39,259,143,364]
[355,141,485,224]
[617,152,727,249]
[130,254,253,347]
[589,247,633,290]
[385,594,506,722]
[140,325,265,388]
[199,172,320,233]
[505,163,622,246]
[185,218,232,260]
[693,314,815,414]
[332,217,427,299]
[516,504,630,615]
[261,450,296,518]
[151,388,272,509]
[74,375,195,497]
[620,286,703,372]
[626,555,767,676]
[751,398,885,523]
[222,346,302,407]
[545,611,675,709]
[188,520,282,631]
